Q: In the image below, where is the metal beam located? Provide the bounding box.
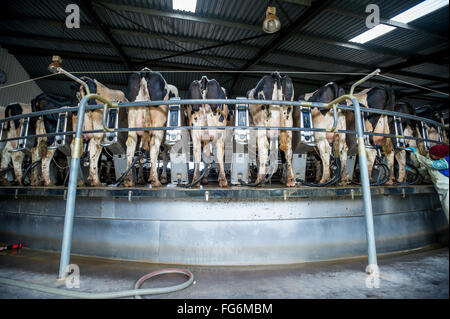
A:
[75,0,131,69]
[4,41,446,97]
[95,1,261,33]
[3,15,447,67]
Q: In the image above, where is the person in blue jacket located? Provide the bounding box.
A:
[407,144,449,222]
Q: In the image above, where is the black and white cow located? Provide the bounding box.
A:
[246,72,295,187]
[187,76,230,187]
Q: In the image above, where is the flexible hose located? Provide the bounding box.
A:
[395,162,420,185]
[181,161,212,188]
[112,153,144,187]
[352,156,391,186]
[238,162,277,187]
[297,156,341,187]
[0,268,194,299]
[21,160,42,185]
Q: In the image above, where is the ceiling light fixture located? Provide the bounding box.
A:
[263,6,281,33]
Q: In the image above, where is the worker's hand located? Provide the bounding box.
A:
[406,146,417,153]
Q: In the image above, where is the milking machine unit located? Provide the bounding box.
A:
[100,103,128,180]
[231,97,250,185]
[165,97,190,185]
[292,104,316,183]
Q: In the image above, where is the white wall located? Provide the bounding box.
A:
[0,48,43,107]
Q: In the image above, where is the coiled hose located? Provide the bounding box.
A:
[394,161,420,185]
[297,156,342,187]
[21,160,42,185]
[112,152,144,187]
[0,268,194,299]
[352,155,391,186]
[180,161,212,188]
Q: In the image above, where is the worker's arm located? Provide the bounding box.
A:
[414,153,448,170]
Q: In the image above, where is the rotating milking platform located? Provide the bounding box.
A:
[0,184,447,265]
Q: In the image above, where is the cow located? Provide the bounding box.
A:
[187,76,230,187]
[74,76,128,186]
[390,101,421,183]
[296,82,348,185]
[29,93,74,186]
[345,86,396,185]
[124,69,172,187]
[246,72,295,187]
[0,103,32,185]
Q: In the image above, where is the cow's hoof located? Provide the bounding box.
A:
[285,179,296,187]
[337,180,349,187]
[90,181,102,187]
[151,181,162,188]
[201,177,209,185]
[219,178,228,187]
[124,180,134,187]
[385,180,394,186]
[44,181,55,187]
[160,177,168,184]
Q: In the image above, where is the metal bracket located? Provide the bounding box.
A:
[48,109,71,156]
[9,117,30,153]
[393,115,406,149]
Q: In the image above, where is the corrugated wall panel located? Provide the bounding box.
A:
[0,48,43,106]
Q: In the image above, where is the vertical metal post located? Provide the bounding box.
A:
[58,96,90,280]
[352,97,378,273]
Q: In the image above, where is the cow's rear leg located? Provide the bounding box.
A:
[191,129,202,188]
[280,131,295,187]
[87,137,103,187]
[160,144,169,184]
[0,145,12,185]
[148,132,164,187]
[124,132,138,187]
[11,151,24,186]
[336,134,349,186]
[215,133,227,187]
[395,150,407,183]
[384,150,395,185]
[255,129,269,187]
[42,148,57,186]
[201,140,211,185]
[317,139,331,184]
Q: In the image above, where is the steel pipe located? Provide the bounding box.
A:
[352,97,378,273]
[58,94,100,280]
[0,99,445,129]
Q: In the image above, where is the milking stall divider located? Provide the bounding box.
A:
[0,58,448,294]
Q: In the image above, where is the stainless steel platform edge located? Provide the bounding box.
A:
[0,184,438,200]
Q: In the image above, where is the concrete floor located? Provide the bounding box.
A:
[0,244,448,299]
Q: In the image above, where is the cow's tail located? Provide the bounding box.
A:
[271,72,282,96]
[328,82,341,100]
[384,86,395,111]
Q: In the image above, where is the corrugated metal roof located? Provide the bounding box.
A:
[0,0,447,107]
